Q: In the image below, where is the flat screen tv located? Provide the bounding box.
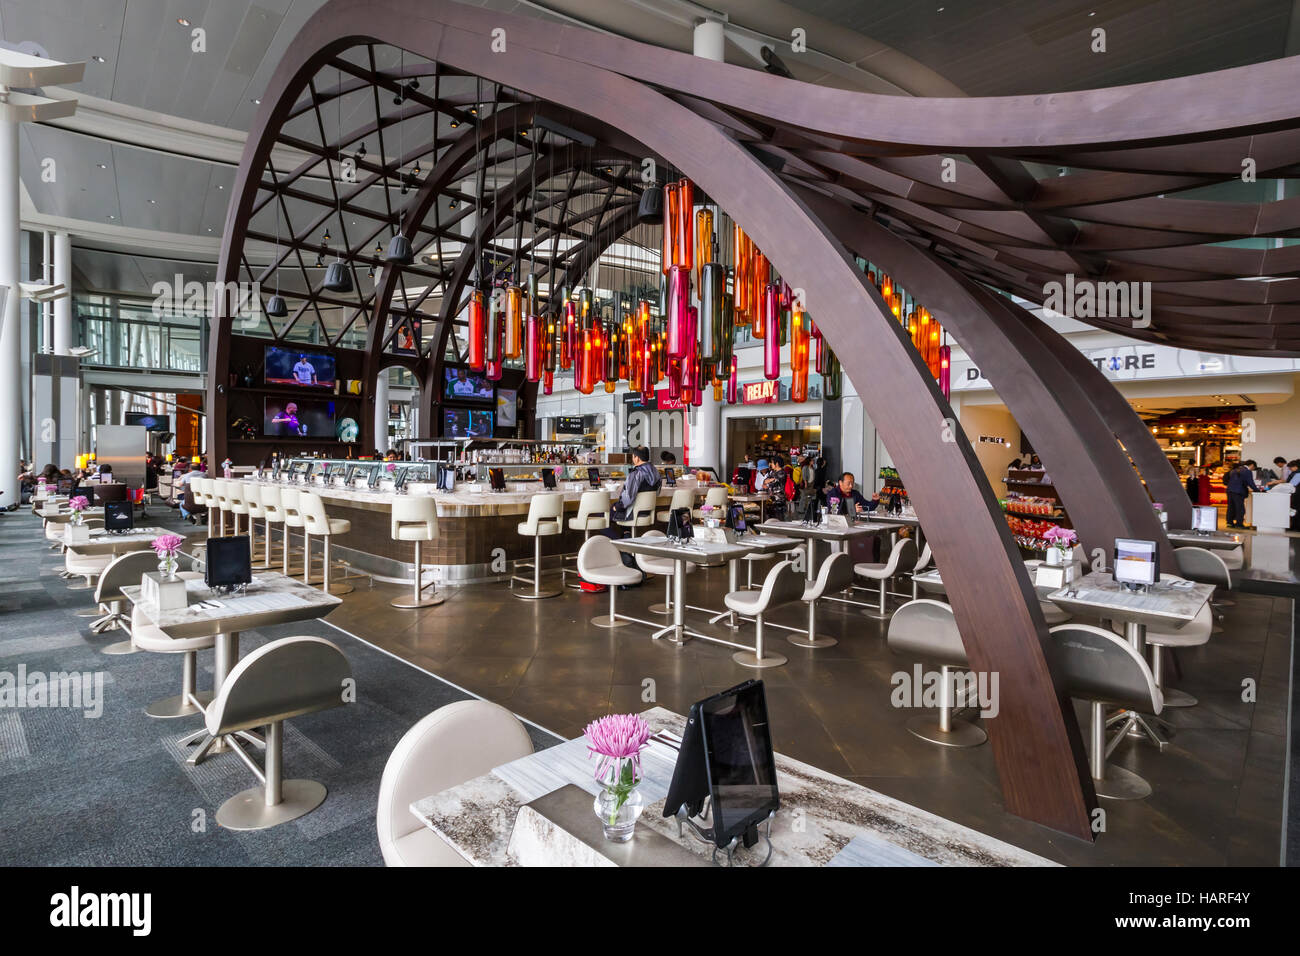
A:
[263,398,336,439]
[443,408,494,438]
[125,412,171,432]
[443,366,495,403]
[264,346,336,389]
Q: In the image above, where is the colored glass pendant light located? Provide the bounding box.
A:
[763,284,780,380]
[665,264,690,359]
[698,263,723,362]
[467,288,486,371]
[503,285,523,358]
[525,314,541,382]
[939,344,951,400]
[726,355,738,404]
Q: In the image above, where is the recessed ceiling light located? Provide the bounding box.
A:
[216,184,224,189]
[177,17,190,26]
[92,55,105,63]
[97,163,107,169]
[107,214,115,220]
[148,198,156,204]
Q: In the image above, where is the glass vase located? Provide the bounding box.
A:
[593,757,644,843]
[157,554,178,580]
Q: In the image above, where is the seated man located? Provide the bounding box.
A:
[601,445,662,583]
[822,471,881,516]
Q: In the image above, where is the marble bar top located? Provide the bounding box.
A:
[121,570,340,640]
[1165,529,1244,550]
[759,519,902,540]
[241,477,694,518]
[1046,570,1212,625]
[1234,532,1300,598]
[411,707,1056,867]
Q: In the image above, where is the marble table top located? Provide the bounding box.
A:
[759,519,900,540]
[68,527,185,555]
[1165,529,1244,550]
[411,707,1055,868]
[1045,570,1212,625]
[729,533,802,555]
[122,570,340,640]
[612,537,751,565]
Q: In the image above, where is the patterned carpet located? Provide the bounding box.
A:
[0,508,559,866]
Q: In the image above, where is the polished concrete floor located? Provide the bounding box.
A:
[314,542,1295,867]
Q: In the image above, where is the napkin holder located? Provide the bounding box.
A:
[822,514,849,531]
[63,523,90,545]
[142,571,189,611]
[695,526,736,545]
[1035,560,1081,589]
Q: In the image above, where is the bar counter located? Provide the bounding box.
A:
[236,476,704,585]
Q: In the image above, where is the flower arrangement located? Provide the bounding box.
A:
[68,495,89,525]
[584,713,651,841]
[385,462,397,474]
[151,533,185,579]
[1042,525,1078,556]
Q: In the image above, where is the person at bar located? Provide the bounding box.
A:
[1225,460,1258,528]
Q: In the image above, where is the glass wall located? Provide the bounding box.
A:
[75,294,207,373]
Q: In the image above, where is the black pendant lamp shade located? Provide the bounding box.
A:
[636,184,663,224]
[385,233,415,266]
[265,294,288,318]
[322,261,353,293]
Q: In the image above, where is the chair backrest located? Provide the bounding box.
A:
[94,549,158,603]
[260,483,283,520]
[242,483,263,516]
[522,493,565,532]
[668,488,693,512]
[205,635,352,737]
[887,598,969,667]
[212,479,230,507]
[280,486,303,526]
[391,494,438,539]
[913,542,933,574]
[227,483,248,513]
[1048,624,1162,714]
[704,486,728,511]
[297,491,331,534]
[577,535,622,577]
[753,559,805,612]
[1173,546,1231,589]
[881,537,919,576]
[629,489,658,526]
[574,490,611,527]
[376,700,533,856]
[807,551,855,601]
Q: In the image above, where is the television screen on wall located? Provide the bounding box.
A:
[264,346,336,388]
[125,412,171,432]
[444,408,494,438]
[443,366,494,402]
[263,398,336,439]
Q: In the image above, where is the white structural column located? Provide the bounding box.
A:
[0,117,20,503]
[689,17,725,472]
[53,231,73,354]
[374,369,390,452]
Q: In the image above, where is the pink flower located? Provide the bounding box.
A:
[583,713,650,781]
[386,462,396,473]
[151,533,185,557]
[68,496,89,512]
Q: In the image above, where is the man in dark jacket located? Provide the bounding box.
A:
[600,446,662,582]
[1225,462,1258,528]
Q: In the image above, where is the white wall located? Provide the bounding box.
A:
[1240,373,1300,468]
[954,397,1021,494]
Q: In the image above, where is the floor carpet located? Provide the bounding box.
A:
[0,510,560,866]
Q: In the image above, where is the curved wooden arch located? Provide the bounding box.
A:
[213,0,1100,838]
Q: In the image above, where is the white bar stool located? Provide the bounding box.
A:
[723,559,803,668]
[243,483,266,554]
[212,479,231,536]
[391,496,443,609]
[227,481,250,538]
[511,493,565,600]
[299,490,354,595]
[280,487,307,578]
[254,484,282,568]
[562,490,610,589]
[692,485,729,519]
[615,490,658,538]
[656,488,694,523]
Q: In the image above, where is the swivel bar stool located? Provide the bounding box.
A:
[280,487,307,578]
[258,484,286,569]
[212,478,231,536]
[511,493,565,600]
[227,481,250,538]
[243,483,267,558]
[390,496,443,609]
[299,491,354,595]
[614,490,658,538]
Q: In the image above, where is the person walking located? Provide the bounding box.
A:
[1225,461,1258,528]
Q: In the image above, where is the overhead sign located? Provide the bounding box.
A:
[742,380,780,404]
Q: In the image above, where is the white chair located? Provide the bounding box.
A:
[511,493,565,600]
[854,537,918,618]
[692,485,729,520]
[1174,545,1234,631]
[132,602,216,719]
[722,559,803,668]
[280,487,307,579]
[789,551,855,649]
[634,529,696,615]
[257,484,285,569]
[562,490,610,589]
[195,478,217,538]
[390,496,442,609]
[576,536,642,628]
[1049,623,1164,800]
[92,549,158,653]
[1110,600,1211,708]
[227,481,250,538]
[299,491,354,595]
[243,483,267,560]
[656,488,694,523]
[614,490,658,537]
[377,700,533,866]
[909,543,933,599]
[204,636,352,831]
[64,544,112,592]
[211,479,231,537]
[887,599,986,747]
